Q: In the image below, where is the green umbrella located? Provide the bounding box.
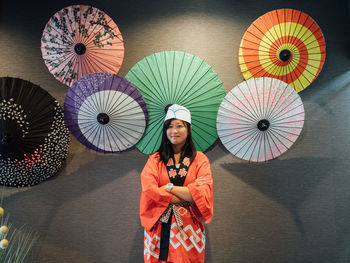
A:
[126,51,226,154]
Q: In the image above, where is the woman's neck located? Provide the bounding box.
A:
[172,144,184,164]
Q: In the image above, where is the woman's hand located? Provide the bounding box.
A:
[160,185,193,202]
[159,185,190,204]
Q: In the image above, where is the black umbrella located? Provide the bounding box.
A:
[0,77,70,186]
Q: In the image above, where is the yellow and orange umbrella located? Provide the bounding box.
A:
[239,9,326,92]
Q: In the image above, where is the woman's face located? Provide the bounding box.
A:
[166,119,188,147]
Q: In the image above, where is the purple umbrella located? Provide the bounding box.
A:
[64,73,148,153]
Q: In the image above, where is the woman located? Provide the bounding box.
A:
[140,104,213,263]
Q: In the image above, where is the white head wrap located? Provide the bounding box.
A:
[164,104,191,124]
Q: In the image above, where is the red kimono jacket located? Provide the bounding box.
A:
[140,151,213,263]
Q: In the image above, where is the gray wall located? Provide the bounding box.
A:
[1,0,350,262]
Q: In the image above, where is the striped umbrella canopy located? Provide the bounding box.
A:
[41,5,124,86]
[239,9,326,92]
[217,77,304,162]
[126,51,226,154]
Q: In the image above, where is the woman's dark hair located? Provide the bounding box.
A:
[157,118,197,165]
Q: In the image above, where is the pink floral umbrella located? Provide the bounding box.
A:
[41,5,124,86]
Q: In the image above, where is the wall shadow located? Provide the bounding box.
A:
[221,157,334,234]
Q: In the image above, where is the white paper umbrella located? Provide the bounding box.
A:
[64,73,148,153]
[217,77,304,162]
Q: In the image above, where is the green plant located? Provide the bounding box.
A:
[0,191,39,263]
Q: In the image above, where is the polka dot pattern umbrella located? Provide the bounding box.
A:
[217,77,304,162]
[41,5,124,86]
[239,9,326,92]
[0,77,69,186]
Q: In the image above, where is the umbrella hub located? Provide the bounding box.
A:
[97,113,110,125]
[74,43,86,55]
[279,49,291,62]
[257,119,270,131]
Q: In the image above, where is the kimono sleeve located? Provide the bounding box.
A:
[140,154,172,231]
[187,152,213,224]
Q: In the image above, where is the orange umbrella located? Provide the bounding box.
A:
[41,5,124,86]
[239,9,326,92]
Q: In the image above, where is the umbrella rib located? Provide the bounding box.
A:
[219,125,256,135]
[292,17,314,47]
[105,80,123,115]
[172,52,188,103]
[104,125,124,152]
[270,126,302,138]
[139,120,163,152]
[174,53,198,101]
[77,80,100,115]
[265,81,289,120]
[164,52,172,103]
[144,58,169,103]
[239,55,283,76]
[253,78,263,120]
[65,8,80,46]
[250,20,275,47]
[269,96,300,122]
[109,120,145,135]
[241,129,260,161]
[84,13,120,48]
[291,61,314,86]
[228,128,259,156]
[272,10,284,48]
[175,56,205,104]
[265,128,281,158]
[243,32,275,51]
[155,53,170,103]
[271,110,304,124]
[248,130,263,161]
[289,10,303,47]
[261,77,271,118]
[268,87,295,120]
[43,19,75,46]
[106,81,126,115]
[263,78,279,120]
[128,67,165,104]
[289,12,309,47]
[221,125,257,142]
[222,97,257,123]
[80,7,104,46]
[180,72,222,105]
[109,121,142,140]
[268,127,294,148]
[104,126,119,152]
[235,84,260,121]
[111,101,143,117]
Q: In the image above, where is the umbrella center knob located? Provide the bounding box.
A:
[97,113,110,125]
[74,43,86,55]
[279,49,291,62]
[257,119,270,131]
